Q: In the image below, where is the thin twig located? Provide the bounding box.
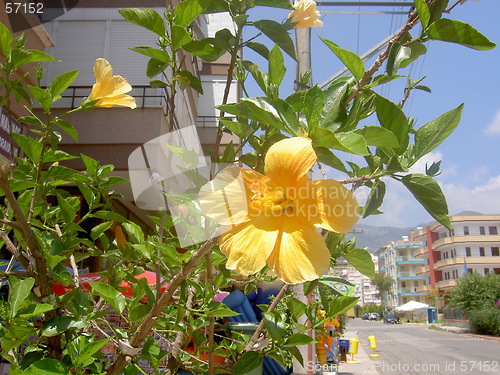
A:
[241,283,289,354]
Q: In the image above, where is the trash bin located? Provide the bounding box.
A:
[339,339,350,363]
[229,323,264,375]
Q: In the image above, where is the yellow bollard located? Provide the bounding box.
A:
[347,337,359,364]
[368,335,380,357]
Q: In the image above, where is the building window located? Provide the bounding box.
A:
[480,247,485,257]
[494,268,500,275]
[484,268,490,275]
[489,226,498,235]
[466,247,471,257]
[480,226,485,235]
[468,268,473,274]
[492,247,500,256]
[464,226,469,235]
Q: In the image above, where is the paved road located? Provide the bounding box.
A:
[343,319,500,375]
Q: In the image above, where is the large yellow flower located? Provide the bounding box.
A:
[288,0,323,29]
[199,137,359,284]
[89,58,137,109]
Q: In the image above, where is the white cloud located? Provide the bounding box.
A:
[484,108,500,135]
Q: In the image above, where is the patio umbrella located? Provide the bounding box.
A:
[53,271,167,298]
[317,275,355,299]
[395,300,429,311]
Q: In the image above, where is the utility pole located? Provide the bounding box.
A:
[292,26,313,375]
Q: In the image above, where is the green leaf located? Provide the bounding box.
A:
[310,128,369,156]
[28,86,52,112]
[171,25,192,50]
[318,78,350,132]
[183,39,225,61]
[374,95,409,154]
[81,154,99,176]
[0,22,13,57]
[344,248,375,278]
[428,0,448,26]
[41,317,88,337]
[18,304,56,318]
[90,221,113,241]
[327,296,359,316]
[129,46,170,63]
[176,70,203,94]
[363,181,386,219]
[414,103,463,160]
[253,20,296,60]
[263,312,286,340]
[22,358,69,375]
[399,42,427,69]
[314,147,348,174]
[25,50,59,63]
[268,44,285,86]
[254,0,294,9]
[9,277,35,317]
[234,352,263,375]
[220,117,253,138]
[74,338,111,366]
[146,57,168,79]
[321,37,365,80]
[244,62,268,94]
[365,74,403,89]
[304,85,324,133]
[57,193,77,223]
[246,42,269,59]
[357,126,399,148]
[75,180,94,206]
[386,42,411,76]
[54,118,78,142]
[283,333,316,347]
[122,222,144,244]
[119,8,165,37]
[425,19,496,50]
[205,301,241,317]
[89,281,127,313]
[399,173,450,230]
[414,84,431,93]
[303,279,319,296]
[49,70,79,99]
[176,0,213,27]
[414,0,431,29]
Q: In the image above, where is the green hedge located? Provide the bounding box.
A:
[470,308,500,336]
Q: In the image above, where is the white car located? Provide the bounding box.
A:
[368,313,380,321]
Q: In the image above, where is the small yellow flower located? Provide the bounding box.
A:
[199,137,359,284]
[289,0,323,29]
[89,58,137,109]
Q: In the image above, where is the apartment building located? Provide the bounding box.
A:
[334,254,381,306]
[34,1,239,231]
[376,238,426,308]
[411,214,500,307]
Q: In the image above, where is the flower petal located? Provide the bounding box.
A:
[94,58,113,83]
[92,76,133,99]
[95,94,137,109]
[220,215,280,276]
[199,166,250,227]
[299,179,359,233]
[264,137,316,189]
[266,218,330,284]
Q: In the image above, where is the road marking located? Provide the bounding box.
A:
[374,337,484,342]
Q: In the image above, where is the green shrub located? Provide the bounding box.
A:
[470,308,500,336]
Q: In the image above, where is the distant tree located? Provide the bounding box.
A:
[371,272,393,305]
[448,272,500,313]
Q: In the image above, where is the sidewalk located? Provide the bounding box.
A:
[322,330,379,375]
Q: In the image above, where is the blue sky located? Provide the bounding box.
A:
[245,0,500,228]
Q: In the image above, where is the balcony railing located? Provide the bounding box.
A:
[397,272,425,279]
[398,287,424,295]
[396,256,425,264]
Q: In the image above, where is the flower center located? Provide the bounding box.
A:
[248,181,294,214]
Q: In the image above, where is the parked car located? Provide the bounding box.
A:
[383,314,398,324]
[368,313,380,321]
[361,313,370,320]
